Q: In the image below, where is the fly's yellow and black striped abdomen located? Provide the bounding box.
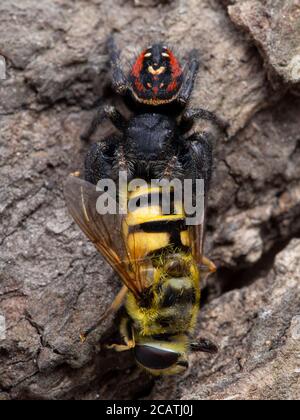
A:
[65,165,215,376]
[123,185,191,259]
[123,185,201,338]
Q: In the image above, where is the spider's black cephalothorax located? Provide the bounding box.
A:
[82,37,227,190]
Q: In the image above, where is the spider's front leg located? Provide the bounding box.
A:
[107,35,130,95]
[180,108,229,134]
[176,49,200,107]
[85,139,115,184]
[85,138,134,185]
[153,155,184,181]
[182,131,213,194]
[81,105,127,142]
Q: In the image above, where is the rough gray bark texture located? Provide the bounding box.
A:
[0,0,299,400]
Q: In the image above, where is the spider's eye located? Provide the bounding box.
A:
[144,52,152,58]
[162,52,170,58]
[147,82,152,89]
[160,83,165,89]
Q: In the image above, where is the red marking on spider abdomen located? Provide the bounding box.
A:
[132,51,146,78]
[168,49,182,79]
[153,86,159,95]
[167,80,178,93]
[166,49,182,93]
[135,79,144,92]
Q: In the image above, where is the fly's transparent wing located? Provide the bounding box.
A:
[64,175,148,297]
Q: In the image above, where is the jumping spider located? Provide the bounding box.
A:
[82,37,227,190]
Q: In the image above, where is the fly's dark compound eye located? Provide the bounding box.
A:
[134,345,179,370]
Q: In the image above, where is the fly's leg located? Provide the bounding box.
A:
[70,171,81,177]
[199,256,217,275]
[198,255,217,292]
[106,316,135,352]
[80,286,128,343]
[190,338,218,354]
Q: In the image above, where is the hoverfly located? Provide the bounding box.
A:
[65,174,217,376]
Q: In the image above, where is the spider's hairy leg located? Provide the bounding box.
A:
[84,136,118,184]
[154,155,184,181]
[107,35,129,95]
[112,143,135,181]
[180,108,229,133]
[182,131,213,194]
[81,105,127,142]
[176,49,200,107]
[85,139,135,185]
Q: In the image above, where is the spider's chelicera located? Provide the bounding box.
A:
[82,37,227,190]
